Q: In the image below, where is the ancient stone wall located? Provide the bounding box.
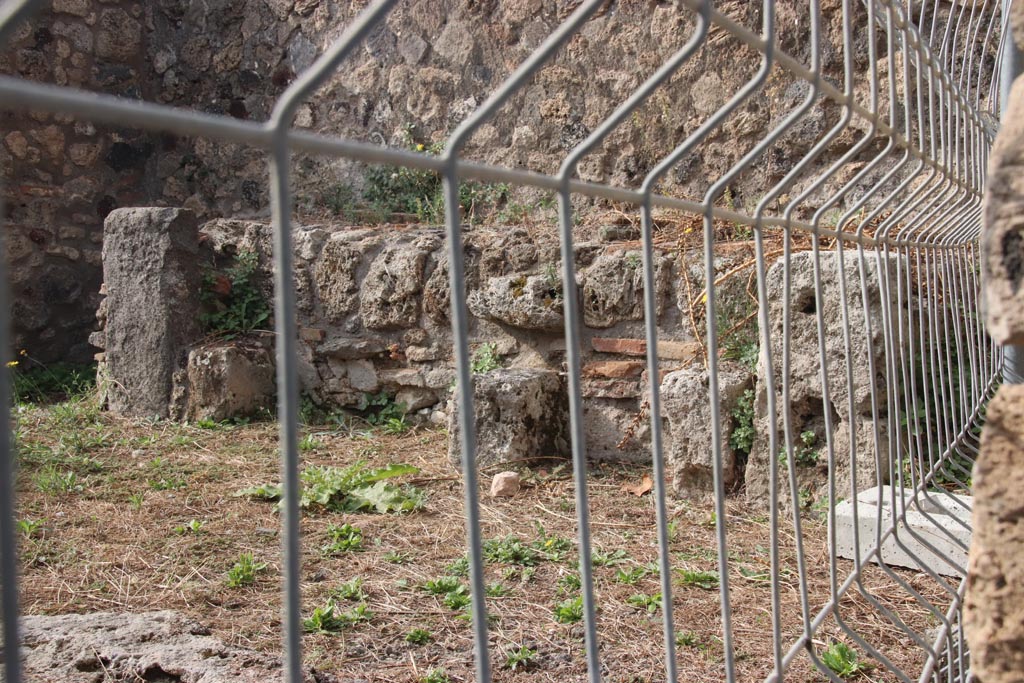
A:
[0,0,161,362]
[94,208,713,462]
[3,0,919,362]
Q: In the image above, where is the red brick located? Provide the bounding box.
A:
[582,360,645,379]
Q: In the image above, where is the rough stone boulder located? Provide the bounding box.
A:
[180,342,276,422]
[468,273,564,331]
[581,251,671,328]
[359,239,434,330]
[314,234,366,323]
[983,76,1024,345]
[965,384,1024,683]
[746,250,903,504]
[101,207,202,419]
[448,368,569,470]
[661,362,752,501]
[17,610,330,682]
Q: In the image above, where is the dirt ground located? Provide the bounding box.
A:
[11,397,955,682]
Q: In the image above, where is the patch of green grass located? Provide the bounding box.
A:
[553,595,584,624]
[11,356,96,405]
[405,628,432,645]
[422,576,462,595]
[483,535,540,566]
[675,568,720,590]
[34,466,82,494]
[127,492,145,510]
[557,572,581,594]
[226,553,267,588]
[323,523,363,554]
[504,645,537,671]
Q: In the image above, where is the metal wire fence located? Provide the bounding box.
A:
[0,0,1010,681]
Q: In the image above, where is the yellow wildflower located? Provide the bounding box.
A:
[6,361,17,368]
[416,143,425,152]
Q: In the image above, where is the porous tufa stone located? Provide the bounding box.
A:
[490,471,521,497]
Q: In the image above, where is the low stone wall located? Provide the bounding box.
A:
[93,206,712,464]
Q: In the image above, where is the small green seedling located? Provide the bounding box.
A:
[323,523,363,554]
[504,645,537,671]
[421,669,450,683]
[422,576,462,595]
[16,519,43,538]
[614,566,649,585]
[174,519,204,535]
[445,555,469,576]
[557,572,581,593]
[332,577,365,601]
[226,553,267,588]
[405,628,432,645]
[483,535,540,566]
[299,434,322,452]
[383,550,411,564]
[553,595,584,624]
[676,630,702,648]
[303,602,348,634]
[675,568,720,589]
[591,548,629,566]
[442,586,471,610]
[485,582,511,597]
[627,592,662,613]
[127,492,145,510]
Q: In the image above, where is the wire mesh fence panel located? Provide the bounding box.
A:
[0,0,1007,681]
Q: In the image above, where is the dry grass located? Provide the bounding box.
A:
[12,396,955,682]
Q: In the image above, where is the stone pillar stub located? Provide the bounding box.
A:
[965,383,1024,683]
[983,76,1024,345]
[102,207,202,418]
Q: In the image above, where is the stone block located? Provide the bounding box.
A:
[983,76,1024,344]
[591,337,701,361]
[360,243,429,330]
[661,362,751,501]
[319,337,386,359]
[582,360,645,379]
[746,251,903,504]
[966,384,1024,683]
[468,274,564,331]
[184,343,275,422]
[832,486,971,578]
[102,207,201,418]
[581,251,670,327]
[448,369,569,470]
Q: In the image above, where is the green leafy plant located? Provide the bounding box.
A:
[173,519,204,535]
[483,535,540,566]
[127,492,145,510]
[405,628,432,645]
[485,582,511,597]
[422,576,462,595]
[299,434,321,452]
[237,461,423,514]
[676,630,702,648]
[34,466,83,494]
[504,645,537,671]
[333,577,365,601]
[627,592,662,613]
[557,572,581,593]
[614,566,650,585]
[591,548,630,567]
[10,354,96,405]
[531,522,574,561]
[445,555,469,576]
[471,343,502,374]
[675,568,720,590]
[16,519,43,538]
[729,389,756,457]
[303,601,348,634]
[780,430,819,468]
[553,595,584,624]
[200,250,271,336]
[421,669,450,683]
[323,523,363,554]
[821,641,870,678]
[226,553,267,588]
[383,550,411,564]
[442,587,471,610]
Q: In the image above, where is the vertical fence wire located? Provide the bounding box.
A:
[0,0,1009,681]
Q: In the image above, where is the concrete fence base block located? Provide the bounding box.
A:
[831,485,972,578]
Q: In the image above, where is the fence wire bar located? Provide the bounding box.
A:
[0,0,1007,682]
